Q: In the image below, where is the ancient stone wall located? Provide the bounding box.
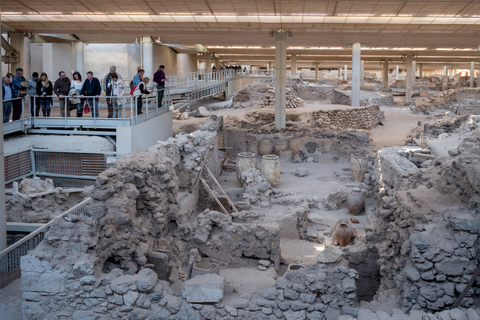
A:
[370,137,480,312]
[311,105,384,130]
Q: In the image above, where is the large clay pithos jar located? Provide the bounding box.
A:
[350,154,368,182]
[347,187,365,215]
[236,152,256,185]
[259,140,274,156]
[261,154,281,187]
[335,224,352,247]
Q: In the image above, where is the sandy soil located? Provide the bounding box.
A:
[369,105,428,148]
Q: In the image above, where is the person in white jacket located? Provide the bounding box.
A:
[108,73,126,118]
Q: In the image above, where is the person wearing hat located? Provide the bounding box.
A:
[153,65,167,108]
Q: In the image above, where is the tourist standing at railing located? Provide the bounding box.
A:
[36,73,53,117]
[80,71,101,118]
[2,76,13,123]
[70,71,85,117]
[108,73,126,118]
[153,65,167,108]
[54,71,74,117]
[103,66,123,118]
[133,77,152,115]
[132,69,144,88]
[27,72,40,117]
[12,68,27,121]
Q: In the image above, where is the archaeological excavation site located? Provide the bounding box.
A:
[1,69,479,320]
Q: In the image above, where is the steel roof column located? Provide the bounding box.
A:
[275,30,287,128]
[351,42,361,107]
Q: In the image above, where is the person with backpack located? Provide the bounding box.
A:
[133,77,152,115]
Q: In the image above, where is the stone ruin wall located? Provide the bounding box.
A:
[240,104,384,132]
[311,105,384,130]
[19,129,361,319]
[370,131,480,313]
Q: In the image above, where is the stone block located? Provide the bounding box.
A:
[182,274,225,303]
[136,268,158,292]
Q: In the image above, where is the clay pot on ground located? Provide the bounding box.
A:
[191,259,220,279]
[236,152,256,185]
[334,224,352,247]
[347,188,365,215]
[258,140,274,156]
[350,154,368,182]
[261,154,281,187]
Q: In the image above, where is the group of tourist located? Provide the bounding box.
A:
[1,64,167,122]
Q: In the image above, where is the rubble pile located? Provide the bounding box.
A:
[391,76,446,90]
[175,208,281,268]
[6,177,89,223]
[369,133,480,312]
[259,86,305,109]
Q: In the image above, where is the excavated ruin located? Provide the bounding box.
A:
[9,71,480,320]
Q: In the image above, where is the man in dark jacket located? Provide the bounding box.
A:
[54,71,74,117]
[80,71,102,118]
[2,76,14,123]
[153,65,167,108]
[11,68,27,120]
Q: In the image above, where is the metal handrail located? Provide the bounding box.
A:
[0,197,93,273]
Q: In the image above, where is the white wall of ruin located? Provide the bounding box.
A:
[116,111,173,154]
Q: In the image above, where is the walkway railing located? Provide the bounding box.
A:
[0,197,92,273]
[2,87,170,135]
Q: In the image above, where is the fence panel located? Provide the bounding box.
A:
[4,150,32,183]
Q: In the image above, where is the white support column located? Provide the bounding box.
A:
[214,56,220,71]
[454,65,457,77]
[470,62,475,87]
[141,36,153,79]
[344,64,348,81]
[338,67,342,78]
[205,53,212,73]
[314,62,319,82]
[360,60,365,84]
[419,63,423,78]
[0,16,6,251]
[444,66,447,75]
[275,30,287,128]
[351,42,361,107]
[291,53,297,74]
[406,54,413,104]
[412,61,417,82]
[396,65,399,80]
[74,41,85,75]
[382,60,389,87]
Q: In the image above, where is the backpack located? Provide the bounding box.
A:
[130,85,138,95]
[130,80,134,90]
[132,84,143,97]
